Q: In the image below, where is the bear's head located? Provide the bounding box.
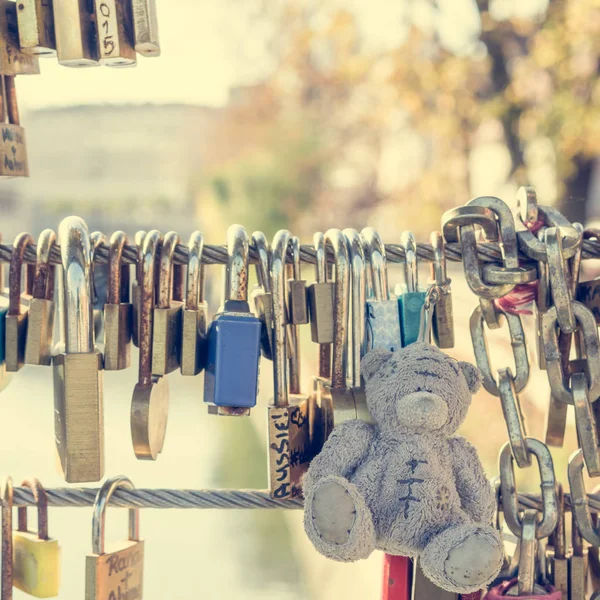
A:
[360,342,481,436]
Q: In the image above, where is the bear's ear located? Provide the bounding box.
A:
[459,361,482,394]
[361,348,393,381]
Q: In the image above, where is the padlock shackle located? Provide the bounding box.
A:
[31,229,56,301]
[8,232,34,315]
[186,231,205,310]
[400,231,418,293]
[1,476,13,600]
[289,236,302,281]
[252,232,271,293]
[313,232,326,283]
[343,229,366,389]
[271,229,290,407]
[134,231,146,284]
[324,229,349,390]
[90,232,107,308]
[138,230,161,385]
[91,476,139,556]
[361,227,388,301]
[107,231,129,305]
[429,231,447,286]
[225,225,250,303]
[4,76,19,126]
[157,231,180,309]
[58,217,94,353]
[17,478,48,540]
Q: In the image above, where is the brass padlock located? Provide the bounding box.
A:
[53,216,104,483]
[429,231,454,349]
[307,231,334,344]
[287,236,308,325]
[13,478,61,598]
[16,0,56,56]
[131,230,169,461]
[104,231,132,370]
[250,231,274,360]
[130,0,159,56]
[1,476,13,600]
[131,230,146,348]
[53,0,99,66]
[85,476,144,600]
[24,229,56,366]
[151,231,183,376]
[0,0,40,74]
[6,232,34,372]
[181,231,207,376]
[93,0,136,66]
[0,76,29,178]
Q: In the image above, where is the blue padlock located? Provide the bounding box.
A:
[397,231,426,347]
[204,225,262,416]
[362,228,402,353]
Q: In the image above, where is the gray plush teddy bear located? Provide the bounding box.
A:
[303,342,503,594]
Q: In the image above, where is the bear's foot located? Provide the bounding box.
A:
[420,523,503,593]
[303,475,375,562]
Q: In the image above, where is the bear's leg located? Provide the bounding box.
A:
[303,475,376,562]
[419,523,503,593]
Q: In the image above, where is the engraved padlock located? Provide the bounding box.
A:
[307,231,334,345]
[104,231,132,370]
[53,0,99,66]
[16,0,56,56]
[131,230,169,460]
[85,476,144,600]
[287,236,308,325]
[0,0,40,74]
[429,231,454,349]
[93,0,136,66]
[6,232,34,372]
[131,230,146,349]
[151,231,183,376]
[204,225,262,416]
[53,216,104,483]
[181,231,208,376]
[0,76,29,178]
[13,478,61,598]
[267,230,311,500]
[131,0,160,56]
[250,231,275,360]
[25,229,56,366]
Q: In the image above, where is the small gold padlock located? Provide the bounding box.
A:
[0,76,29,178]
[13,479,61,598]
[0,0,40,74]
[16,0,56,56]
[85,476,144,600]
[53,0,99,66]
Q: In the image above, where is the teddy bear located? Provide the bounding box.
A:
[302,342,503,594]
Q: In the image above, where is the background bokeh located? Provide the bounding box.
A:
[1,0,600,598]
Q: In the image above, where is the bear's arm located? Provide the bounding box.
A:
[302,420,375,491]
[448,436,495,524]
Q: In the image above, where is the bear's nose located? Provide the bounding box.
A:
[396,391,448,430]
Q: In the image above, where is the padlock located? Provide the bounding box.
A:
[24,229,56,366]
[181,231,208,376]
[85,476,144,600]
[307,231,334,345]
[287,236,308,324]
[267,229,312,499]
[1,476,13,600]
[569,511,588,600]
[53,0,99,66]
[204,224,262,416]
[12,478,60,597]
[0,76,29,178]
[130,0,160,56]
[93,0,136,66]
[250,231,275,360]
[412,558,458,599]
[53,216,104,483]
[0,259,11,391]
[547,484,568,595]
[6,232,34,372]
[16,0,56,56]
[381,555,412,600]
[362,227,402,352]
[0,0,40,74]
[429,231,454,349]
[131,230,146,348]
[151,231,183,376]
[104,231,132,370]
[398,231,426,347]
[131,230,169,460]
